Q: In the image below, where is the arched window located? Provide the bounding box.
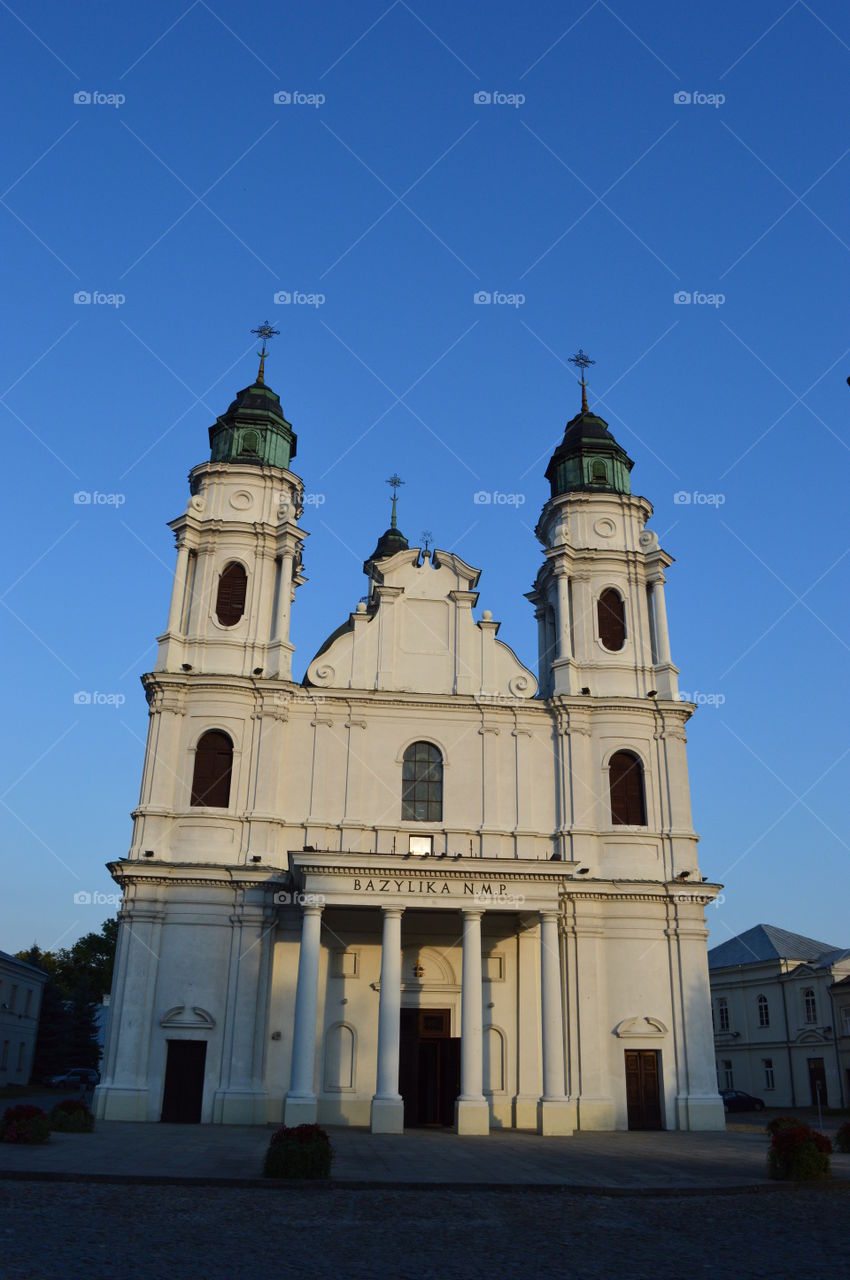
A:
[402,741,443,822]
[240,430,260,456]
[191,730,233,808]
[804,988,817,1024]
[598,588,626,651]
[215,562,248,627]
[591,459,608,484]
[758,994,770,1027]
[608,750,646,826]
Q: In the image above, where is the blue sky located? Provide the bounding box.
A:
[1,0,848,954]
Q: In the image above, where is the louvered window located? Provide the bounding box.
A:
[598,588,626,651]
[609,750,646,825]
[191,730,233,808]
[215,562,248,627]
[402,741,443,822]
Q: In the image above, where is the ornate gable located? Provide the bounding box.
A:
[305,547,537,698]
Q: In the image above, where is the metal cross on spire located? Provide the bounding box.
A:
[421,529,433,554]
[250,320,280,385]
[568,347,595,413]
[386,473,404,529]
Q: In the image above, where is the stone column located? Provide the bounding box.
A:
[650,578,671,664]
[371,906,405,1132]
[555,570,571,659]
[284,904,323,1125]
[538,910,573,1134]
[455,908,490,1134]
[166,540,191,634]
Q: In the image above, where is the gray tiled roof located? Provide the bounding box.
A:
[708,924,844,970]
[0,948,49,978]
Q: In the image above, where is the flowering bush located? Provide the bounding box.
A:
[767,1120,832,1181]
[0,1104,50,1144]
[835,1120,850,1154]
[766,1115,799,1137]
[263,1123,333,1179]
[49,1098,95,1133]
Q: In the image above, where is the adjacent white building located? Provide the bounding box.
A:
[0,950,48,1086]
[708,924,850,1109]
[94,349,725,1133]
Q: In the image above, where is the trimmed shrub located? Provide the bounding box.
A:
[263,1123,333,1179]
[767,1121,832,1182]
[835,1120,850,1154]
[49,1098,95,1133]
[0,1104,50,1144]
[766,1115,799,1137]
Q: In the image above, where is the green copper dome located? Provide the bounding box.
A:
[208,369,297,470]
[366,524,410,563]
[545,404,634,498]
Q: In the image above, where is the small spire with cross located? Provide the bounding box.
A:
[568,347,595,413]
[386,473,404,529]
[250,320,280,385]
[421,529,433,555]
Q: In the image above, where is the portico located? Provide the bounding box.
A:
[282,853,576,1136]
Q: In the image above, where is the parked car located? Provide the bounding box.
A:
[720,1088,765,1112]
[46,1068,100,1089]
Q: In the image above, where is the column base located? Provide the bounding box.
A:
[455,1097,490,1135]
[211,1089,268,1125]
[537,1097,576,1136]
[675,1095,726,1131]
[92,1086,150,1122]
[512,1094,540,1130]
[370,1096,404,1134]
[284,1095,317,1126]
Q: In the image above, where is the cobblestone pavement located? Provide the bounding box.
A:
[1,1181,847,1279]
[8,1122,850,1187]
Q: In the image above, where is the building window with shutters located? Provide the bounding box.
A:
[719,1059,733,1089]
[842,1007,850,1036]
[763,1058,775,1090]
[16,1042,25,1072]
[215,562,248,627]
[717,997,730,1031]
[804,988,817,1024]
[597,588,626,651]
[608,750,646,826]
[401,741,443,822]
[758,994,769,1027]
[190,730,233,808]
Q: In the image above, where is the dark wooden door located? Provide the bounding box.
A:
[399,1009,458,1127]
[625,1050,662,1130]
[808,1057,827,1107]
[161,1039,206,1123]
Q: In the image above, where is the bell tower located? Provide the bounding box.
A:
[156,323,307,681]
[528,350,678,701]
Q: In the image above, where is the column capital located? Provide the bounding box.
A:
[461,906,486,918]
[381,905,406,919]
[300,904,324,919]
[540,909,561,924]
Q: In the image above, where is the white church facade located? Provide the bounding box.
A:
[94,341,725,1134]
